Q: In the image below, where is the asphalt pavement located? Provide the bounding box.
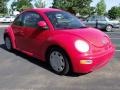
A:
[0,27,120,90]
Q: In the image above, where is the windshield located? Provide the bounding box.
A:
[105,17,111,21]
[46,11,86,29]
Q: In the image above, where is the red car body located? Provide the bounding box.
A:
[4,8,115,75]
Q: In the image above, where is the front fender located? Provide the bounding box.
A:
[47,33,81,60]
[46,34,85,72]
[4,26,16,49]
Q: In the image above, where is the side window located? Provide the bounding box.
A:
[94,16,106,21]
[99,16,106,21]
[88,16,96,21]
[96,16,99,20]
[13,14,23,26]
[23,12,43,28]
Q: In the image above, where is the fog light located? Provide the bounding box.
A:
[80,60,93,64]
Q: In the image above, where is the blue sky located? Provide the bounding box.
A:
[8,0,120,11]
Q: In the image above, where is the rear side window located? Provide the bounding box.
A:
[97,16,106,21]
[23,12,43,28]
[13,14,23,26]
[88,16,96,21]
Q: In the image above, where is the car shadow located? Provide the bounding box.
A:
[0,44,86,77]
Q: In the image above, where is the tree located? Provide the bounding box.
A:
[11,1,17,14]
[34,0,45,8]
[108,6,120,19]
[0,0,9,14]
[96,0,106,15]
[11,0,33,12]
[52,0,92,15]
[89,6,96,16]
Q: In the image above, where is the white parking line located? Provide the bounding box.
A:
[110,38,120,39]
[116,50,120,51]
[106,32,120,34]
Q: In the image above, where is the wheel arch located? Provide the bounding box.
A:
[107,24,113,28]
[4,33,9,40]
[4,27,16,49]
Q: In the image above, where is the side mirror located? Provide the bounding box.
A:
[38,21,48,30]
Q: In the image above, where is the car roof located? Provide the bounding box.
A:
[24,8,62,13]
[89,15,106,17]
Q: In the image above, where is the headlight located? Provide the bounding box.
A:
[75,40,89,52]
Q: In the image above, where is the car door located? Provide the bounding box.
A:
[21,11,50,58]
[97,16,107,29]
[11,13,26,50]
[85,16,97,28]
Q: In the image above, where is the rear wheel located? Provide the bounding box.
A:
[48,48,70,75]
[106,25,112,32]
[4,36,13,51]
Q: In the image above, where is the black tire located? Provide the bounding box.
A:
[106,25,112,32]
[4,36,13,51]
[48,47,70,75]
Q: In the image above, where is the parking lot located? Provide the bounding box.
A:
[0,26,120,90]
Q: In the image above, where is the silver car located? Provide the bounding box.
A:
[84,16,120,32]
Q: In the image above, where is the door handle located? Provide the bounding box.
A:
[14,30,20,33]
[15,30,24,36]
[20,31,24,36]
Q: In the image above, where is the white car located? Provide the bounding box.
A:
[2,16,15,23]
[0,16,5,22]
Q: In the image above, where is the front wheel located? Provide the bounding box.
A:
[106,25,112,32]
[4,36,13,51]
[48,48,70,75]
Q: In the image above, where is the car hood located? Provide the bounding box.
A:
[63,27,109,47]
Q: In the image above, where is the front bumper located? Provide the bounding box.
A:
[71,46,115,73]
[113,24,120,28]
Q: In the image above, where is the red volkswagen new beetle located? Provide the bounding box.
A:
[4,8,115,75]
